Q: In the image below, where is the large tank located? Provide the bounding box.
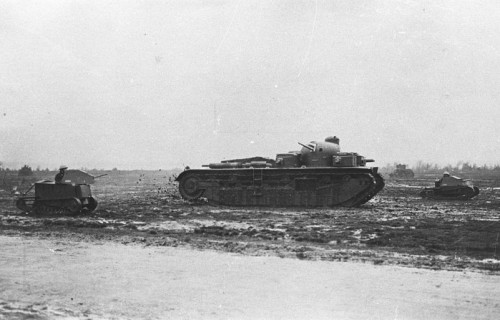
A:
[176,136,385,207]
[420,174,479,200]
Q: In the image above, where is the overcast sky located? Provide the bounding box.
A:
[1,0,499,170]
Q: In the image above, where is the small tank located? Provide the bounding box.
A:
[15,181,98,214]
[15,170,104,214]
[176,136,384,207]
[389,164,414,179]
[420,173,479,200]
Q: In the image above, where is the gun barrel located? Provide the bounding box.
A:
[298,142,314,151]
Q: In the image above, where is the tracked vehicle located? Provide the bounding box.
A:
[15,170,103,214]
[176,136,384,207]
[389,164,414,179]
[420,174,479,200]
[15,181,98,214]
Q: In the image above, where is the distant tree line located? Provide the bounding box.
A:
[18,165,33,176]
[381,161,500,179]
[412,161,500,174]
[0,164,51,173]
[0,163,162,175]
[0,163,108,173]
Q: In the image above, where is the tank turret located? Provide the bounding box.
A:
[279,138,373,168]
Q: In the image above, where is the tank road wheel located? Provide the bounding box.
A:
[32,201,43,215]
[68,198,83,213]
[179,175,204,200]
[15,198,30,212]
[86,197,98,212]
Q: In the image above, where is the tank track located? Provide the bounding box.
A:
[356,172,385,205]
[15,197,98,214]
[178,168,384,207]
[33,201,75,215]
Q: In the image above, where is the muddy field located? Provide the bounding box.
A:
[1,171,500,272]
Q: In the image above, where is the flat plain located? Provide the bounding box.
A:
[1,170,499,319]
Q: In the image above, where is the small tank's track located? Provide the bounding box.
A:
[33,201,75,215]
[420,186,479,200]
[177,167,384,207]
[15,197,98,214]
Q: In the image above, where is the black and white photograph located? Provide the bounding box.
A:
[1,0,499,319]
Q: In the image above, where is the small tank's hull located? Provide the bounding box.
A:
[15,182,98,214]
[177,167,384,207]
[419,186,479,200]
[16,197,98,214]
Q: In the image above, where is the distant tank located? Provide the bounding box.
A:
[15,170,104,214]
[176,136,384,207]
[389,164,414,179]
[419,172,479,200]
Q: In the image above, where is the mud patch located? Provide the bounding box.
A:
[2,172,500,272]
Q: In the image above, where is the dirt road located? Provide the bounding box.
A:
[1,235,499,320]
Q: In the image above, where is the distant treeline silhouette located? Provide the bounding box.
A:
[381,161,500,179]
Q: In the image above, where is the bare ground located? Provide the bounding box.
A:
[1,171,500,318]
[1,235,500,320]
[2,172,499,271]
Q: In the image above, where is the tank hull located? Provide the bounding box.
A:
[419,186,479,200]
[177,167,384,207]
[389,169,414,179]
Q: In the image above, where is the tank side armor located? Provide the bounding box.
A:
[176,136,384,208]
